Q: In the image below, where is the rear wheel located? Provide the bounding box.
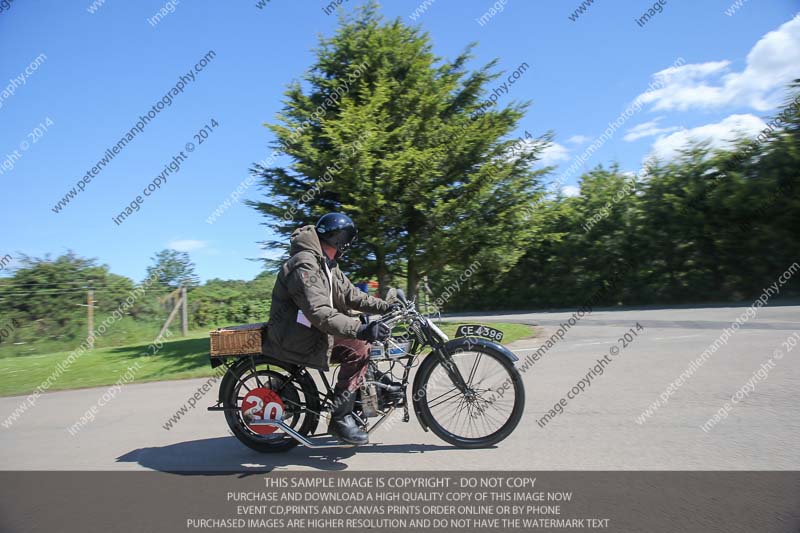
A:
[414,344,524,448]
[221,356,320,453]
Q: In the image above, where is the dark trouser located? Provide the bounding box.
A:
[330,337,370,393]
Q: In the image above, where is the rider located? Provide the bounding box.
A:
[267,213,398,445]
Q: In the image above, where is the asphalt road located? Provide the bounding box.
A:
[1,305,798,472]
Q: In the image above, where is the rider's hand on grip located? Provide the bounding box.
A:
[356,321,390,342]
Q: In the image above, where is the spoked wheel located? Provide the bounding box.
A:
[413,344,525,448]
[221,356,320,453]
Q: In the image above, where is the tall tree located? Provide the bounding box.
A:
[249,1,547,299]
[146,249,199,289]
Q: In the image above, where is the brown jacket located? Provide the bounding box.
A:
[266,225,390,369]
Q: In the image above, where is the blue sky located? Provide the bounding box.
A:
[0,0,797,283]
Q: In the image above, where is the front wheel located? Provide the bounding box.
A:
[413,343,525,448]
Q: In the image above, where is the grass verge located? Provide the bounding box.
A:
[0,322,534,397]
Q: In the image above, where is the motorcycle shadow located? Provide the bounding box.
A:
[116,436,454,476]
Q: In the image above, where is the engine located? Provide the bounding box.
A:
[359,364,405,418]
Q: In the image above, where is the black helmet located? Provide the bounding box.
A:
[315,213,357,255]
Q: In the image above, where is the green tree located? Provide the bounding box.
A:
[461,79,800,310]
[146,249,199,289]
[188,273,276,327]
[0,252,138,345]
[249,1,547,299]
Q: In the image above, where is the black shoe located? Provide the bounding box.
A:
[328,389,368,445]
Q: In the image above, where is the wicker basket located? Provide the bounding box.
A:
[209,322,266,356]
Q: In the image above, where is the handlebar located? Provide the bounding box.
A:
[374,288,415,325]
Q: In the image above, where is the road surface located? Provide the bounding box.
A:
[1,305,798,472]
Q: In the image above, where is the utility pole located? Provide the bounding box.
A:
[180,285,188,337]
[156,289,182,344]
[155,286,188,343]
[87,285,95,350]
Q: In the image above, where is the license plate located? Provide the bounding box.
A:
[455,324,504,342]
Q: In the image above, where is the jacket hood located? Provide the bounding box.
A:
[289,225,323,258]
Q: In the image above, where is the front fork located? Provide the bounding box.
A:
[412,344,475,433]
[434,348,470,393]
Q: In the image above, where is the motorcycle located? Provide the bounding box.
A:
[207,289,525,451]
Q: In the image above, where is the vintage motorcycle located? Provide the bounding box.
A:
[207,290,525,451]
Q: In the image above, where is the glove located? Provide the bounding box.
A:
[388,302,405,313]
[356,321,391,342]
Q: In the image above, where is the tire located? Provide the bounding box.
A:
[413,343,524,448]
[221,356,320,453]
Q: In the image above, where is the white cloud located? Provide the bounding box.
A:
[168,239,208,252]
[562,185,580,197]
[648,113,766,160]
[636,16,800,112]
[624,117,682,142]
[538,142,570,166]
[567,135,591,145]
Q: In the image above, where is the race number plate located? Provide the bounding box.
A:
[455,324,504,342]
[241,388,285,435]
